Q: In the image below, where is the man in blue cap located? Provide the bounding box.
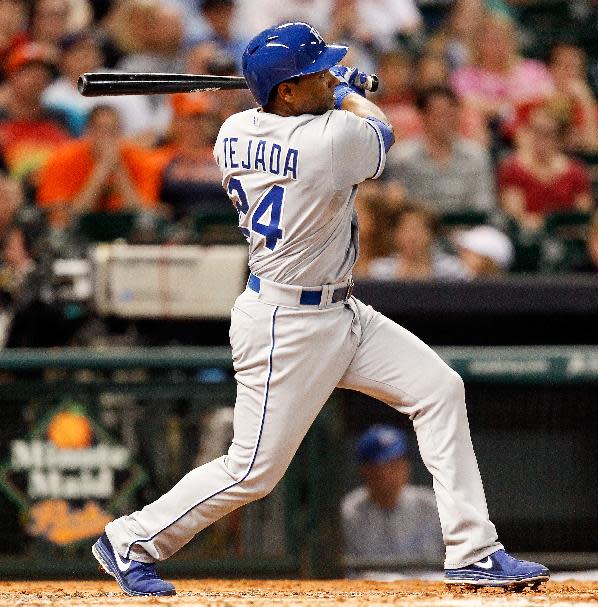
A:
[342,425,444,573]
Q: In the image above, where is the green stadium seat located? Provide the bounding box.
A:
[511,240,543,273]
[540,211,592,272]
[544,211,592,236]
[502,218,543,273]
[440,211,489,229]
[193,208,244,245]
[75,212,136,243]
[517,0,569,30]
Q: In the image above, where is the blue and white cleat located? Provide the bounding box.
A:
[445,549,550,591]
[92,533,176,596]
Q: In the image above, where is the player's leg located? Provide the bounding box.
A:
[338,299,549,587]
[338,298,501,568]
[105,292,358,564]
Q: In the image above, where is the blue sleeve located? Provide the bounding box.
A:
[365,116,394,152]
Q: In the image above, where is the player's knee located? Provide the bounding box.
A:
[223,452,282,500]
[439,367,465,404]
[249,465,284,499]
[232,472,279,503]
[251,481,276,500]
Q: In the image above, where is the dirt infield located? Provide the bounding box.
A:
[0,580,597,607]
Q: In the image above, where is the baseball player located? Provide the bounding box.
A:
[92,22,549,596]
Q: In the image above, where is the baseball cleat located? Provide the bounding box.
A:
[445,549,549,590]
[92,533,176,596]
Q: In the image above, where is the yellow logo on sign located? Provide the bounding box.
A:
[28,499,112,545]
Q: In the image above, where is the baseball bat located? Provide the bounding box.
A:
[78,72,379,97]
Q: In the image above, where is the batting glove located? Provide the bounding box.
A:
[330,65,368,109]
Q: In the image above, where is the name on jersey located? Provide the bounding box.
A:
[222,137,298,179]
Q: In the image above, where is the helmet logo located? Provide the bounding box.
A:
[308,25,324,44]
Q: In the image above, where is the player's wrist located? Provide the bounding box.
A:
[334,84,363,109]
[331,65,368,109]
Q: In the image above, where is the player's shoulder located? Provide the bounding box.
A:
[322,108,372,130]
[218,108,256,132]
[319,110,386,154]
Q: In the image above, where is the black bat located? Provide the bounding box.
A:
[78,72,379,97]
[78,73,250,96]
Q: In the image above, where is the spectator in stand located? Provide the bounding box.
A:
[0,0,28,83]
[352,181,399,279]
[415,53,450,89]
[185,41,251,121]
[374,51,488,147]
[232,0,332,42]
[415,53,489,147]
[341,425,444,571]
[0,169,25,241]
[0,43,70,190]
[0,224,67,347]
[374,50,421,142]
[427,0,485,73]
[106,0,190,135]
[159,0,211,44]
[451,12,553,131]
[386,86,495,214]
[327,0,423,55]
[156,94,229,222]
[453,225,514,278]
[36,105,162,230]
[369,203,467,281]
[547,43,598,153]
[42,29,159,141]
[498,106,594,233]
[573,211,598,273]
[108,0,190,71]
[198,0,247,70]
[27,0,87,55]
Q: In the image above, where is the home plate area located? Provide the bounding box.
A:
[0,580,597,607]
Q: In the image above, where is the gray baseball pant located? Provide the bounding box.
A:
[106,285,502,568]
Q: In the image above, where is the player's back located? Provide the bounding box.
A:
[214,107,385,286]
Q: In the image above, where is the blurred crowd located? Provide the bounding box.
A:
[0,0,597,334]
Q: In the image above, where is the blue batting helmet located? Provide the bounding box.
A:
[242,22,348,106]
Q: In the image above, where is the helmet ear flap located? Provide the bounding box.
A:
[246,43,260,56]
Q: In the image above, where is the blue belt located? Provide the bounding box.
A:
[247,273,353,306]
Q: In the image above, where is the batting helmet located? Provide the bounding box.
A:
[242,22,348,106]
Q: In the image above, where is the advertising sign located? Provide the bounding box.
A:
[0,403,146,546]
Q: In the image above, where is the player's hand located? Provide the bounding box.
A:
[330,65,370,110]
[330,65,369,97]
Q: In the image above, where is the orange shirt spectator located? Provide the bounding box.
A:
[0,117,69,181]
[0,42,70,185]
[37,105,161,228]
[152,94,228,221]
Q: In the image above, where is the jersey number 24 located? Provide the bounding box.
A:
[227,178,285,251]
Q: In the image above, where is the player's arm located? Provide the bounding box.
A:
[340,89,390,124]
[328,67,395,186]
[331,66,395,152]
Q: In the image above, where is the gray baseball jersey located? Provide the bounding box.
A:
[213,108,386,285]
